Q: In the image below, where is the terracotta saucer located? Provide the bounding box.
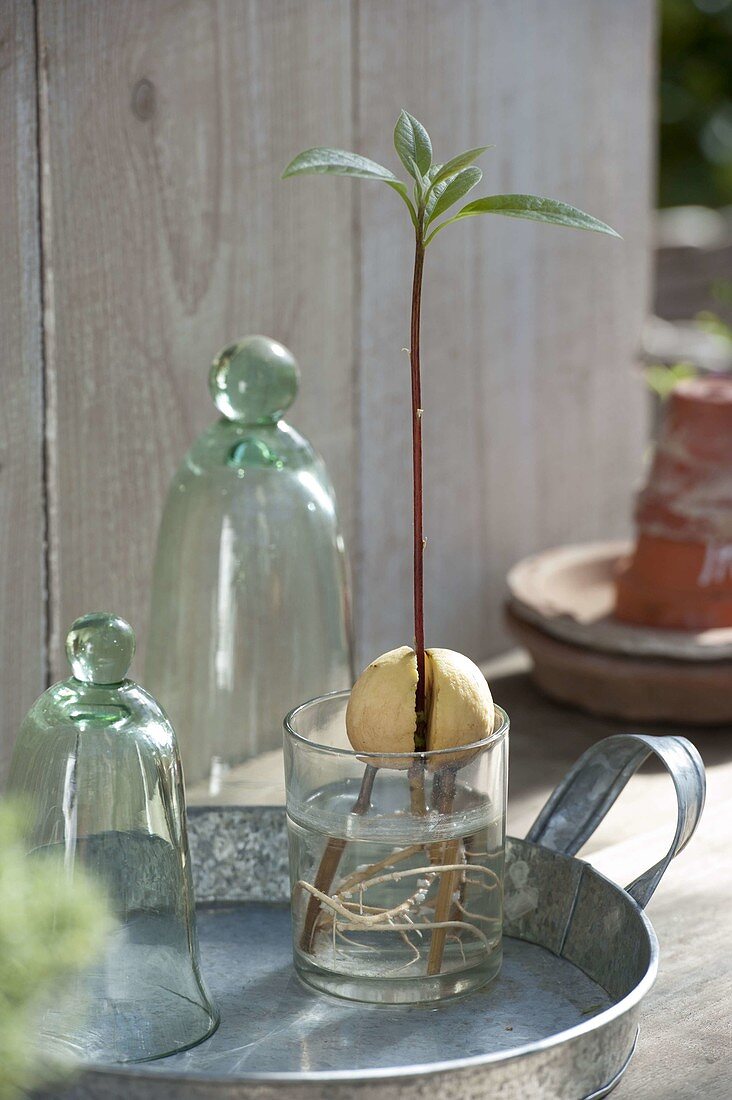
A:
[507,541,732,662]
[505,604,732,725]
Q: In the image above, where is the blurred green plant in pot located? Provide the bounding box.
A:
[0,803,109,1099]
[644,310,732,399]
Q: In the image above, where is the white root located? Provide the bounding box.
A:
[339,900,389,914]
[296,878,418,926]
[296,825,503,980]
[337,861,495,896]
[454,899,502,923]
[336,918,492,953]
[317,886,432,931]
[402,910,424,939]
[334,843,424,897]
[389,929,422,973]
[297,853,498,971]
[464,870,501,892]
[447,932,467,966]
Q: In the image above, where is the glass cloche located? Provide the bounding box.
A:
[146,336,354,801]
[8,613,218,1063]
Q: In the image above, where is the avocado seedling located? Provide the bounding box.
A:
[284,111,618,977]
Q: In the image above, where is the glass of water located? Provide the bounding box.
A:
[284,691,508,1004]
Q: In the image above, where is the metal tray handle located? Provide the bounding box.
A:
[525,733,706,909]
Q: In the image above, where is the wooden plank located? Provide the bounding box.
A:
[0,1,46,781]
[614,791,732,1098]
[36,0,355,678]
[356,0,655,666]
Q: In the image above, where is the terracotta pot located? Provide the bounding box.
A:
[615,376,732,631]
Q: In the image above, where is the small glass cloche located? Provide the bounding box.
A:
[8,613,218,1064]
[146,336,354,800]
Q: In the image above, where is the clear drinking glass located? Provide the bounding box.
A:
[284,692,508,1004]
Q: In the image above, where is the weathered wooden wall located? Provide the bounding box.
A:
[357,0,656,660]
[1,0,656,779]
[0,1,46,780]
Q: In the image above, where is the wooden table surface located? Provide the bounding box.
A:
[188,650,732,1098]
[492,651,732,1100]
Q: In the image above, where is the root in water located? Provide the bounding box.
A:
[297,763,497,980]
[299,764,377,952]
[296,856,497,972]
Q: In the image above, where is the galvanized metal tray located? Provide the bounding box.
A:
[56,733,704,1100]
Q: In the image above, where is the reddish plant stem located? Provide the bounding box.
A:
[410,230,427,753]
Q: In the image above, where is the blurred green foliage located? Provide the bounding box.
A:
[644,360,698,398]
[644,311,732,397]
[660,0,732,207]
[0,804,109,1099]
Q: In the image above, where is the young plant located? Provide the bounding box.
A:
[284,111,618,977]
[285,110,618,745]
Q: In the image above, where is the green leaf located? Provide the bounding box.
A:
[386,179,418,228]
[428,166,482,223]
[282,146,417,225]
[408,156,428,194]
[394,110,432,178]
[430,147,492,187]
[421,165,447,220]
[282,147,398,182]
[425,173,453,219]
[427,193,621,243]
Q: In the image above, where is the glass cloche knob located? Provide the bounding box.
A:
[208,335,299,424]
[66,612,135,685]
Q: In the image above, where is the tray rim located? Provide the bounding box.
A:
[87,833,658,1086]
